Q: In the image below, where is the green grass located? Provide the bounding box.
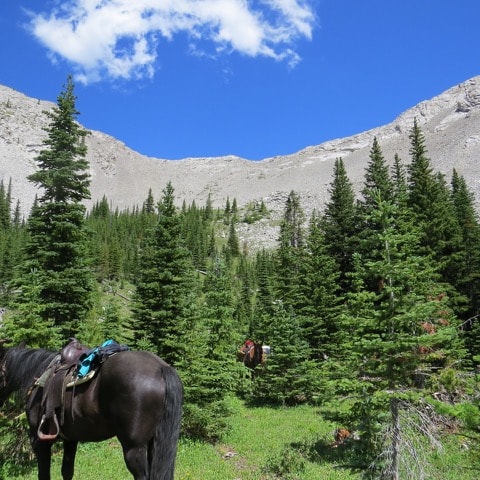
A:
[7,398,479,479]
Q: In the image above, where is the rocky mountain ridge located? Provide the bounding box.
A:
[1,76,480,249]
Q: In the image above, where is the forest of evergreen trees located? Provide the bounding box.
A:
[0,78,479,477]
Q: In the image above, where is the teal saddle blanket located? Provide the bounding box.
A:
[77,339,129,378]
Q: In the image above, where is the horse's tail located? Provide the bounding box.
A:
[150,365,183,480]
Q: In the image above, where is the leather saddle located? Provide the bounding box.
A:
[36,339,90,441]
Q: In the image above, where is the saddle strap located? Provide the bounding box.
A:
[35,354,61,387]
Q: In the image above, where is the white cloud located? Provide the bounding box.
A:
[27,0,316,83]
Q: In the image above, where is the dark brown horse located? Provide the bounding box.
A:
[237,340,268,370]
[0,342,183,480]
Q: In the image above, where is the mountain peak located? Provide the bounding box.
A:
[1,76,480,247]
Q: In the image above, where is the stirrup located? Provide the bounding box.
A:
[37,414,60,441]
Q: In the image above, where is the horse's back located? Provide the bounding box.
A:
[100,350,169,383]
[98,350,170,409]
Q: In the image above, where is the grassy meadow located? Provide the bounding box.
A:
[8,398,478,480]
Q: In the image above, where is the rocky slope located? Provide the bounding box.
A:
[1,76,480,249]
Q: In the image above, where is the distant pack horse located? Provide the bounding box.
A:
[237,339,269,370]
[0,341,183,480]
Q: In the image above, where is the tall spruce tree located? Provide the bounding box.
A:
[133,181,197,365]
[360,137,393,209]
[334,197,464,476]
[321,158,357,291]
[18,76,93,339]
[407,119,463,290]
[226,219,240,260]
[451,170,480,364]
[235,255,255,336]
[301,211,342,359]
[179,258,245,439]
[391,153,408,208]
[357,138,395,292]
[251,249,276,338]
[275,190,306,310]
[450,170,480,314]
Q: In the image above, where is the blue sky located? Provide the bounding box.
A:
[1,1,479,161]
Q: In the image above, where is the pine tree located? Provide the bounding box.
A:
[252,249,276,335]
[391,154,408,207]
[28,77,90,204]
[275,190,306,310]
[201,257,244,378]
[250,302,319,405]
[235,255,255,336]
[301,211,342,358]
[334,197,464,475]
[3,262,61,349]
[407,120,463,295]
[0,180,10,229]
[17,77,93,338]
[321,158,357,291]
[450,170,480,314]
[226,219,240,259]
[360,137,393,208]
[142,188,156,214]
[407,118,435,221]
[203,192,213,221]
[180,202,209,270]
[133,181,197,365]
[223,197,231,225]
[451,170,480,364]
[357,138,395,292]
[432,173,464,291]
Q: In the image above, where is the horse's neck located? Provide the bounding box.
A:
[11,348,57,393]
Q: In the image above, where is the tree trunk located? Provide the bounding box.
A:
[390,396,400,480]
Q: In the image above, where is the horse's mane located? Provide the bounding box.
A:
[4,346,56,394]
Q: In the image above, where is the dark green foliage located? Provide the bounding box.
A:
[0,396,35,478]
[2,269,61,348]
[23,202,93,338]
[329,196,465,474]
[180,200,210,270]
[14,77,93,339]
[301,211,342,358]
[223,196,238,224]
[234,255,255,336]
[321,158,358,290]
[450,170,480,339]
[0,180,27,296]
[179,259,246,439]
[132,181,198,365]
[407,120,463,285]
[28,76,90,204]
[86,197,156,282]
[0,180,11,229]
[226,219,240,259]
[251,302,320,405]
[391,153,408,206]
[252,249,276,324]
[360,136,394,207]
[243,199,269,224]
[275,190,306,310]
[143,188,156,214]
[357,139,396,293]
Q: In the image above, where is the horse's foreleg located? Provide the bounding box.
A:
[61,440,78,480]
[33,440,52,480]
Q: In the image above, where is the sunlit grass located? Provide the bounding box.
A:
[9,398,478,480]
